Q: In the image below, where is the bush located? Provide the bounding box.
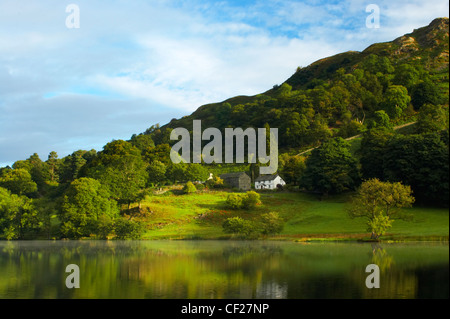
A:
[183,181,197,194]
[259,212,284,236]
[226,191,262,210]
[222,217,257,238]
[114,218,144,240]
[242,191,261,209]
[206,176,224,189]
[194,182,205,190]
[226,193,244,209]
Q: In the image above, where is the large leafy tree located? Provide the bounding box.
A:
[382,85,411,119]
[411,79,442,110]
[130,134,155,153]
[95,155,148,209]
[300,137,361,195]
[143,144,172,165]
[348,179,415,239]
[416,104,449,134]
[0,168,37,196]
[382,133,449,206]
[147,160,167,186]
[59,150,96,184]
[59,178,118,239]
[0,187,41,240]
[359,128,395,180]
[279,154,306,186]
[393,63,421,91]
[86,140,148,209]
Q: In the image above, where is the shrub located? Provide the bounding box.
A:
[222,217,256,238]
[226,193,244,209]
[183,181,197,194]
[114,218,144,240]
[206,176,224,189]
[259,212,284,236]
[242,191,261,209]
[194,182,205,190]
[226,191,261,210]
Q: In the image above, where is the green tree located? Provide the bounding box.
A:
[183,181,197,194]
[130,134,155,153]
[348,179,415,239]
[222,217,256,239]
[226,193,244,209]
[337,120,365,138]
[0,169,37,196]
[367,110,393,130]
[26,153,50,193]
[96,155,148,209]
[143,144,172,165]
[184,164,209,182]
[279,154,306,186]
[393,64,420,91]
[382,133,449,206]
[285,112,310,147]
[59,178,118,239]
[147,160,167,186]
[301,137,361,195]
[46,151,60,182]
[59,150,95,184]
[166,163,188,184]
[362,54,394,75]
[226,191,261,210]
[411,80,441,110]
[382,85,411,119]
[416,104,449,134]
[114,218,144,240]
[86,141,148,209]
[259,212,284,236]
[0,187,41,240]
[101,139,141,161]
[242,191,261,209]
[359,128,394,180]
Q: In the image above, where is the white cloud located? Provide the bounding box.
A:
[0,0,448,166]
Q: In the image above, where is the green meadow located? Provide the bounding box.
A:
[133,189,449,242]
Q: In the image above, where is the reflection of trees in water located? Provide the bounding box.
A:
[370,243,395,271]
[357,243,417,299]
[0,242,447,299]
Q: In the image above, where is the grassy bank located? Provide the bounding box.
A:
[131,188,449,242]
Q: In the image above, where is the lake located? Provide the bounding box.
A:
[0,240,447,299]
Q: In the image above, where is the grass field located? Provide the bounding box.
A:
[133,188,449,242]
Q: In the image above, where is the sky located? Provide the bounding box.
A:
[0,0,448,167]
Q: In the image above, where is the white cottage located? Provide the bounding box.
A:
[255,174,286,190]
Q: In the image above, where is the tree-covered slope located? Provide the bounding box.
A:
[149,18,449,152]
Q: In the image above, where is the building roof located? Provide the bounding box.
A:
[255,174,281,182]
[219,172,250,179]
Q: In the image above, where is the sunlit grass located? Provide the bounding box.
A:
[133,189,449,241]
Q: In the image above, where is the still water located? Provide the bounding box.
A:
[0,240,447,299]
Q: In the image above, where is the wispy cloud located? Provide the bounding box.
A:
[0,0,448,166]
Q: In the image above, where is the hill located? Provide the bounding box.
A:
[142,18,448,153]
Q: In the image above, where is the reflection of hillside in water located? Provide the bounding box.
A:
[0,241,448,299]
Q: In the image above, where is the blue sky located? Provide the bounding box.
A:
[0,0,448,167]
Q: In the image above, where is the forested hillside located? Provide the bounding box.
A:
[0,18,448,240]
[152,18,448,152]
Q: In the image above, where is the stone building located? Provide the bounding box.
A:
[219,172,252,191]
